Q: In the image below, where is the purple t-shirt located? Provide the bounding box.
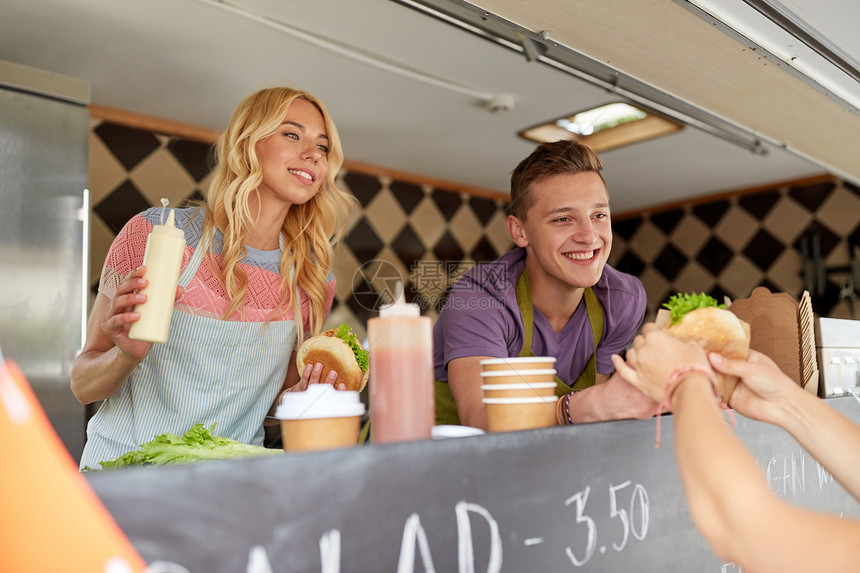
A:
[433,247,646,384]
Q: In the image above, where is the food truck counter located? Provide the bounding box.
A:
[87,396,860,573]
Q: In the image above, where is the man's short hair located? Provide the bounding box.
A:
[508,140,605,221]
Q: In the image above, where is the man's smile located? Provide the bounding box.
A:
[563,250,597,261]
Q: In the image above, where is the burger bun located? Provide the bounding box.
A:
[296,331,368,392]
[660,306,750,403]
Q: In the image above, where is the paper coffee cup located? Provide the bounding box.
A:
[482,396,557,433]
[275,384,366,452]
[480,356,557,372]
[481,381,556,398]
[480,369,557,385]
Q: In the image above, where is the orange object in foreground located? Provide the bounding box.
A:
[0,360,146,572]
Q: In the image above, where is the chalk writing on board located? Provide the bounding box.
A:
[766,450,806,496]
[320,530,341,573]
[763,448,839,499]
[249,545,273,573]
[455,501,503,573]
[397,514,436,573]
[816,462,834,490]
[564,480,650,567]
[134,481,651,573]
[327,500,503,573]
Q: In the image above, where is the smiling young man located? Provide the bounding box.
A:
[433,140,654,430]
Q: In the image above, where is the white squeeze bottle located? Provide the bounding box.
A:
[367,282,434,443]
[128,200,186,343]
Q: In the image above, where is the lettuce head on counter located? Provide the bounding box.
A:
[90,423,281,470]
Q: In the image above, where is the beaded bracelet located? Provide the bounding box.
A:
[556,391,577,426]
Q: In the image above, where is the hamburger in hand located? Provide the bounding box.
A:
[655,293,750,403]
[296,323,369,392]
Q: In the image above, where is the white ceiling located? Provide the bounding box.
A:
[1,0,857,213]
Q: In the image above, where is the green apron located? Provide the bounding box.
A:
[434,269,604,425]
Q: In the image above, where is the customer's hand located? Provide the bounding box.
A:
[710,350,801,425]
[612,323,710,404]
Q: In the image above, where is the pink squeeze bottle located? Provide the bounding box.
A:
[367,286,434,444]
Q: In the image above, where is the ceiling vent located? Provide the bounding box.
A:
[518,102,683,152]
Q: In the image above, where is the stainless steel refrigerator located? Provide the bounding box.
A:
[0,60,89,463]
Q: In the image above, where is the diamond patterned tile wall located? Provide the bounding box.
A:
[610,179,860,320]
[88,117,860,341]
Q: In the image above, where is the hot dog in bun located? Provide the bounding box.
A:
[656,293,750,403]
[296,323,369,392]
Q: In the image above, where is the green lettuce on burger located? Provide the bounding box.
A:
[662,292,726,324]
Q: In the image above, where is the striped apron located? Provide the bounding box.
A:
[80,236,295,469]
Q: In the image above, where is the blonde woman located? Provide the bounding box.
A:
[72,87,357,469]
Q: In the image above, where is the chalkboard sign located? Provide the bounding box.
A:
[88,396,860,572]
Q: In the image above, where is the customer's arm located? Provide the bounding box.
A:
[667,370,860,573]
[613,327,860,572]
[713,351,860,500]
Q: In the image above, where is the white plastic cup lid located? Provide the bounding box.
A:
[432,425,486,439]
[480,357,556,366]
[482,396,558,404]
[480,382,557,390]
[275,384,366,419]
[480,369,557,377]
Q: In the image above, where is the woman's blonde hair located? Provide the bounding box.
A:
[203,87,356,346]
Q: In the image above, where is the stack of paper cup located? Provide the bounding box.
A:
[275,384,366,452]
[480,356,557,372]
[479,357,558,432]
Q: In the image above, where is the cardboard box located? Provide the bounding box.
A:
[728,287,819,395]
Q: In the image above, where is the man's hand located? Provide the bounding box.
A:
[567,371,658,423]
